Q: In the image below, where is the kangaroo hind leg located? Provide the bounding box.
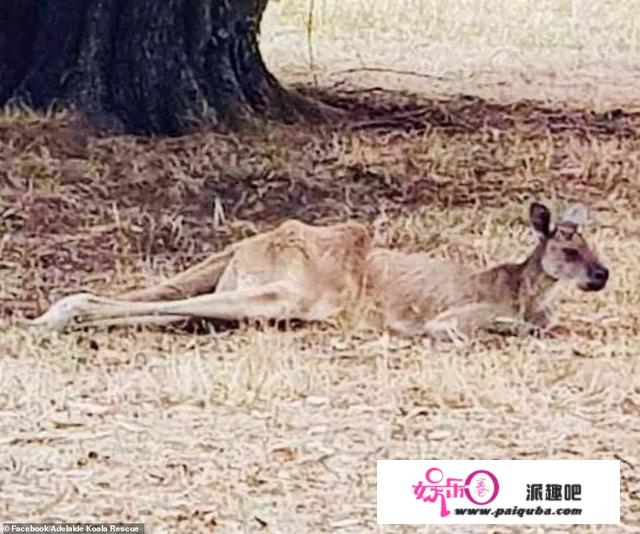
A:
[119,247,235,301]
[29,281,313,331]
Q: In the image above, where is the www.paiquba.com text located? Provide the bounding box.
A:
[454,506,582,518]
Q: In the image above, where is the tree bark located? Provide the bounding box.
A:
[0,0,334,134]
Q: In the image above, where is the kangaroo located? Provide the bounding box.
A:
[366,202,608,339]
[29,202,608,340]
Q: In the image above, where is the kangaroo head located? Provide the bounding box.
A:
[529,202,609,292]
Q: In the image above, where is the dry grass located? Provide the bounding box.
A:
[2,1,640,532]
[263,0,640,107]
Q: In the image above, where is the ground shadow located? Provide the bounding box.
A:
[3,84,639,319]
[300,85,640,137]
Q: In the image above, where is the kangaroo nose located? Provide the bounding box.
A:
[589,266,609,284]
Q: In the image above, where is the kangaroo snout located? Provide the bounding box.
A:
[585,264,609,291]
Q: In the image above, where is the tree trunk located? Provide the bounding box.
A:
[0,0,334,135]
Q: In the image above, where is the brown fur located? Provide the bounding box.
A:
[30,203,608,341]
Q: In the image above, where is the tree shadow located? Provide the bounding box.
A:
[299,84,640,138]
[5,83,640,319]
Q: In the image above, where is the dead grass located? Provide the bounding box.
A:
[2,0,640,532]
[263,0,640,108]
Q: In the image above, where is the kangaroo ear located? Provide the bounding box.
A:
[559,203,588,227]
[529,202,551,236]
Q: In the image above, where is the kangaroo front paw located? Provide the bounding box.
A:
[423,318,469,346]
[528,307,556,330]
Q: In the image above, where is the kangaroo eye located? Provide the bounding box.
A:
[563,248,580,261]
